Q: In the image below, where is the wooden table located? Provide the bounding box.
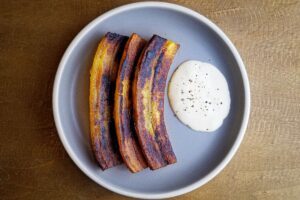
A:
[1,1,299,199]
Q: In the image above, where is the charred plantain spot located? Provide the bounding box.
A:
[109,120,121,154]
[139,36,166,87]
[116,37,128,60]
[100,74,110,90]
[119,55,129,80]
[106,32,121,41]
[100,126,108,148]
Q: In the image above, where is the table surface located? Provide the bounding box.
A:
[1,0,299,199]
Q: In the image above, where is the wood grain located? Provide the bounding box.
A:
[0,0,299,199]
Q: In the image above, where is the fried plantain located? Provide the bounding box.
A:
[114,33,148,172]
[90,32,127,170]
[132,35,179,170]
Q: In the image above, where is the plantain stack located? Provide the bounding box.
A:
[90,33,179,172]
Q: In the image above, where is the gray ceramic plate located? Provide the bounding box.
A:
[53,2,250,199]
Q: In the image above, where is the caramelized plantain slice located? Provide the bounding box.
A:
[132,35,179,170]
[90,32,127,170]
[114,33,148,173]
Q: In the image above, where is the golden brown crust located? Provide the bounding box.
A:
[89,32,127,170]
[114,33,148,173]
[132,35,179,170]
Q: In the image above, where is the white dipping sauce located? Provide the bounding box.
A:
[168,60,231,132]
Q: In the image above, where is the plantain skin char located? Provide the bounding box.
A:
[114,33,148,173]
[133,35,179,170]
[90,32,128,170]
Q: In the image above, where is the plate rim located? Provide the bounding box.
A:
[52,1,251,199]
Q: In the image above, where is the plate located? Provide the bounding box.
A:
[53,2,250,199]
